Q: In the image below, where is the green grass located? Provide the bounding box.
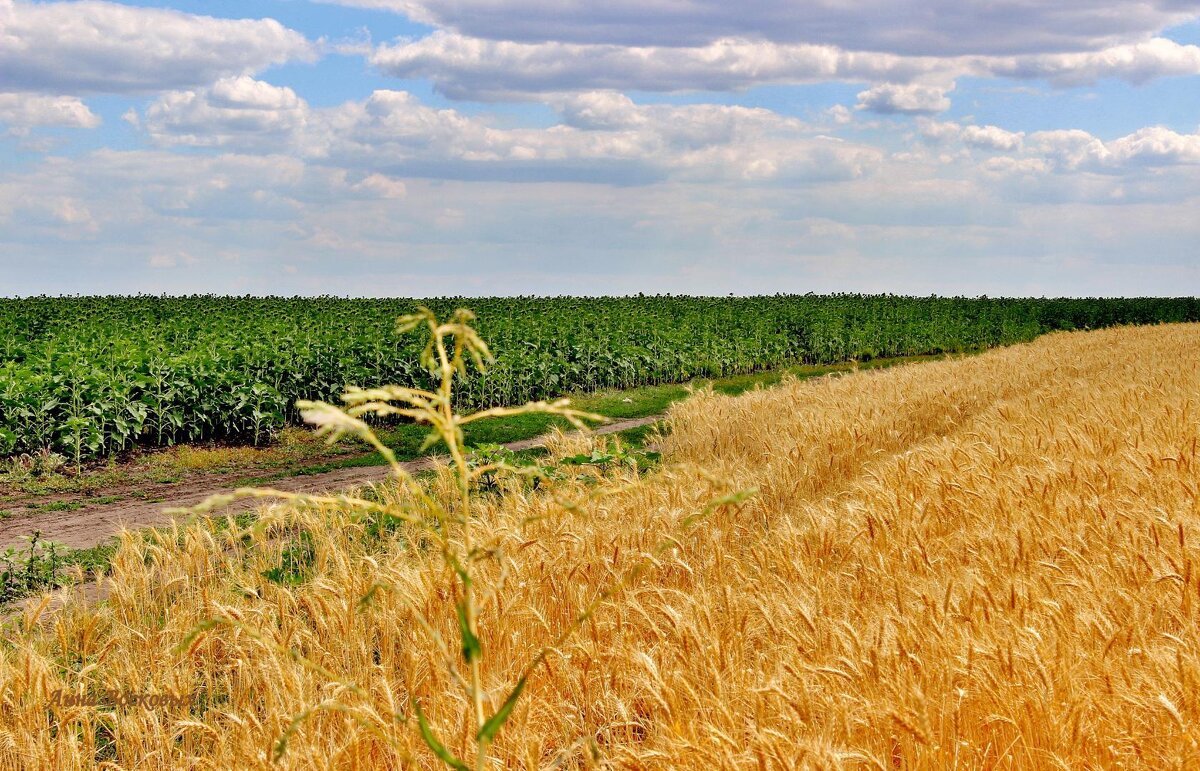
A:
[63,540,118,579]
[18,495,126,514]
[1,535,118,608]
[342,352,946,466]
[0,344,926,608]
[0,420,665,609]
[0,353,947,507]
[14,294,1164,464]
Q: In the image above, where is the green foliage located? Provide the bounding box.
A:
[0,533,117,606]
[176,307,606,769]
[465,443,522,491]
[3,294,1197,462]
[3,447,68,479]
[559,444,658,472]
[260,531,316,587]
[1,531,66,604]
[477,674,527,744]
[413,700,470,771]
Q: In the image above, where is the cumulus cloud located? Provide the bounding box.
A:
[7,141,1197,297]
[370,31,1200,100]
[4,122,1199,297]
[322,90,881,184]
[148,250,197,269]
[0,0,314,95]
[824,105,853,125]
[139,77,309,148]
[0,93,101,134]
[331,0,1198,57]
[920,119,1200,173]
[550,92,807,141]
[129,85,880,186]
[979,156,1050,176]
[1104,126,1200,167]
[0,149,313,248]
[555,91,651,131]
[122,76,1200,200]
[987,37,1200,86]
[960,125,1025,152]
[346,0,1200,101]
[4,0,1198,297]
[370,32,953,99]
[856,83,953,114]
[1026,129,1116,170]
[350,173,407,198]
[1023,127,1200,172]
[918,119,1025,151]
[51,198,97,232]
[916,118,967,145]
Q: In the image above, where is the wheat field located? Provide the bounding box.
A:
[2,324,1199,769]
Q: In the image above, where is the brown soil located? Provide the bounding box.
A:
[0,416,662,552]
[0,446,375,513]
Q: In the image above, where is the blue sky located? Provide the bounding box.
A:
[2,1,1199,297]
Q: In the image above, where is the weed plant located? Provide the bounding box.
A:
[3,323,1198,767]
[169,308,745,769]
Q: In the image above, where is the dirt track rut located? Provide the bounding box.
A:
[0,416,662,551]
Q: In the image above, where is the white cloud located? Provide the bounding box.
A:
[555,91,650,131]
[313,89,880,185]
[1107,126,1200,166]
[0,93,100,134]
[3,0,1198,299]
[916,118,964,144]
[148,250,197,269]
[980,156,1050,176]
[961,125,1025,152]
[3,135,1199,297]
[7,144,1199,296]
[370,32,953,100]
[131,86,879,186]
[550,92,808,143]
[917,119,1024,151]
[119,86,892,198]
[855,83,953,114]
[351,173,407,199]
[370,31,1200,101]
[331,0,1198,57]
[126,79,1200,203]
[1026,129,1118,170]
[51,198,97,232]
[0,0,314,95]
[921,120,1200,174]
[824,105,853,126]
[68,149,307,216]
[988,37,1200,87]
[141,77,309,148]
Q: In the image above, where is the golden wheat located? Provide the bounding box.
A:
[3,324,1200,769]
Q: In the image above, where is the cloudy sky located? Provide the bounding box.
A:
[2,1,1199,297]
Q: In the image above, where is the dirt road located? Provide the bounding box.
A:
[0,416,662,552]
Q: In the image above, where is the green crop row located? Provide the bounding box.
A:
[2,294,1197,463]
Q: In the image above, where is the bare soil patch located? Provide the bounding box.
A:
[0,416,661,551]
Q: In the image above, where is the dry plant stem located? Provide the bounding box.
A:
[161,307,608,770]
[433,317,488,762]
[412,312,606,768]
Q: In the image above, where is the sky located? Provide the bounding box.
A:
[1,1,1199,297]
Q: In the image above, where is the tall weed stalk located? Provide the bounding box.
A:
[175,308,750,768]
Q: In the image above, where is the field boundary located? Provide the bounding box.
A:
[0,415,663,552]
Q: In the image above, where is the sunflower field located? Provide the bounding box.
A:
[1,294,1196,461]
